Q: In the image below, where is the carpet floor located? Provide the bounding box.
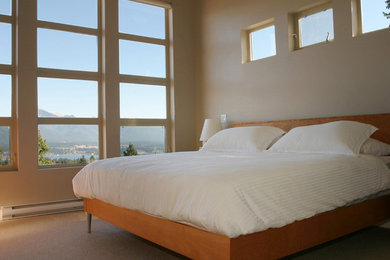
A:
[0,211,390,260]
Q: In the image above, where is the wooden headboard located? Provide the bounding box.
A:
[232,113,390,144]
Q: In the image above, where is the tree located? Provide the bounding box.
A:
[384,0,390,19]
[78,155,87,164]
[0,145,4,165]
[1,158,9,166]
[123,142,138,156]
[38,130,51,165]
[89,155,96,162]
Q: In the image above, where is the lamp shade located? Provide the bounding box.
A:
[200,119,222,142]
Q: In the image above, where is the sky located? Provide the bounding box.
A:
[251,25,276,60]
[300,9,334,47]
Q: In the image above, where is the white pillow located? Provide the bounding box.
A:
[269,121,377,155]
[360,138,390,156]
[201,126,285,152]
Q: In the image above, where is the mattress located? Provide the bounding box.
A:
[72,151,390,238]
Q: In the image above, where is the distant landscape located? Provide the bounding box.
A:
[0,109,165,166]
[0,126,10,165]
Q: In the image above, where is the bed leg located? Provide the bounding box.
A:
[87,213,92,233]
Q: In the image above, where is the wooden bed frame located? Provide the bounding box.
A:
[84,113,390,259]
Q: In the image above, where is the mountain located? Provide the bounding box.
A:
[1,110,165,149]
[38,109,57,117]
[120,126,164,144]
[38,109,75,118]
[38,109,164,145]
[39,124,99,144]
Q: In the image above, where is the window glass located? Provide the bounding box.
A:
[119,0,165,39]
[0,0,11,16]
[299,8,334,47]
[38,0,97,28]
[0,126,10,166]
[0,22,12,65]
[119,40,166,78]
[120,83,166,119]
[361,0,390,33]
[38,28,98,71]
[251,25,276,60]
[38,125,99,166]
[120,126,165,155]
[38,78,98,118]
[0,74,11,117]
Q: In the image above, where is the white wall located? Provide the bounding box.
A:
[195,0,390,137]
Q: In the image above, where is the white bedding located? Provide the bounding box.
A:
[72,151,390,238]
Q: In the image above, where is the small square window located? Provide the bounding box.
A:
[38,28,98,72]
[0,126,11,166]
[0,0,12,16]
[38,78,98,118]
[292,3,334,49]
[120,83,166,119]
[119,40,166,77]
[242,19,276,63]
[38,0,97,28]
[119,0,165,39]
[120,126,165,155]
[352,0,390,36]
[0,74,12,117]
[0,22,12,65]
[38,125,99,166]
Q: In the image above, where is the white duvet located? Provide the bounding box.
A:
[72,151,390,238]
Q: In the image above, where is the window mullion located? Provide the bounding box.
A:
[37,20,98,36]
[0,14,12,23]
[37,68,100,81]
[103,0,120,159]
[165,7,173,152]
[37,118,100,125]
[120,118,167,126]
[118,32,166,45]
[119,74,167,85]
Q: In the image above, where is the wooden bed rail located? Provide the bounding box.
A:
[85,195,390,260]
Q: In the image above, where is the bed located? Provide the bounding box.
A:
[74,113,390,259]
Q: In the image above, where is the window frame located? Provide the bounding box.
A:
[351,0,363,36]
[241,18,276,63]
[1,0,174,171]
[118,0,173,154]
[292,2,334,50]
[0,0,17,171]
[36,0,102,168]
[351,0,390,37]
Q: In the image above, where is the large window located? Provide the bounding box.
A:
[0,0,15,169]
[118,0,171,156]
[352,0,390,36]
[37,0,100,167]
[1,0,173,171]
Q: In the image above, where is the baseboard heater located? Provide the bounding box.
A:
[0,199,83,220]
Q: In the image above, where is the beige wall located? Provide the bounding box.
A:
[195,0,390,137]
[0,0,197,207]
[171,0,197,152]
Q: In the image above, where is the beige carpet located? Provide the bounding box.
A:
[0,211,390,260]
